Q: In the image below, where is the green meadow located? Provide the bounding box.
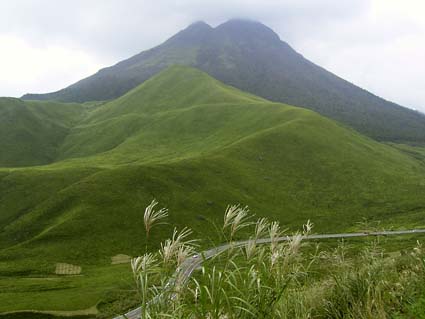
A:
[1,66,425,317]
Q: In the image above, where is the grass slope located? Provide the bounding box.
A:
[1,66,425,316]
[0,99,88,167]
[22,20,425,143]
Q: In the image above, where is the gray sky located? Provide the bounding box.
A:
[1,0,424,112]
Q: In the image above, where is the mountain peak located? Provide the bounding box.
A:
[221,18,264,26]
[90,65,264,121]
[188,20,211,29]
[125,65,263,105]
[166,21,213,45]
[216,19,280,42]
[22,19,425,143]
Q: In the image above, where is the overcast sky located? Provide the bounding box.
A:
[1,0,424,112]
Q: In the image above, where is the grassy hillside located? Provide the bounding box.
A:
[22,20,425,143]
[1,66,425,316]
[0,98,88,167]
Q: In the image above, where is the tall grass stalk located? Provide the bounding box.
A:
[143,199,168,246]
[129,201,425,318]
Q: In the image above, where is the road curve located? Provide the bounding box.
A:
[114,228,425,319]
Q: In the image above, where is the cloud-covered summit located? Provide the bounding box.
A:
[0,0,424,111]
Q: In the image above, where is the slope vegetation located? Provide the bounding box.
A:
[3,65,425,256]
[22,20,425,143]
[0,98,87,167]
[1,66,425,315]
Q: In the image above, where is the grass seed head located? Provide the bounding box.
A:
[144,199,168,237]
[255,217,269,240]
[245,239,257,260]
[269,221,281,252]
[223,204,251,239]
[131,253,157,276]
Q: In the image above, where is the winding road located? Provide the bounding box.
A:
[114,228,425,319]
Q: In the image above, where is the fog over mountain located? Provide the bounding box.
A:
[0,0,424,112]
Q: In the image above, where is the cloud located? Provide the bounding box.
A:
[0,0,369,58]
[293,0,425,111]
[0,35,102,97]
[0,0,424,111]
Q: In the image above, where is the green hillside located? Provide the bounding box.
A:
[1,66,425,317]
[0,98,88,167]
[22,20,425,143]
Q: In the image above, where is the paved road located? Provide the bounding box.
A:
[114,228,425,319]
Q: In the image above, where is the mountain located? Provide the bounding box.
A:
[2,66,425,315]
[22,19,425,143]
[0,98,89,167]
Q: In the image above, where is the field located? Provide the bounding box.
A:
[1,66,425,317]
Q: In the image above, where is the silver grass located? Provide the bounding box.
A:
[159,227,197,266]
[131,253,158,277]
[255,217,269,240]
[269,221,281,253]
[144,199,168,238]
[223,204,251,239]
[245,239,257,260]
